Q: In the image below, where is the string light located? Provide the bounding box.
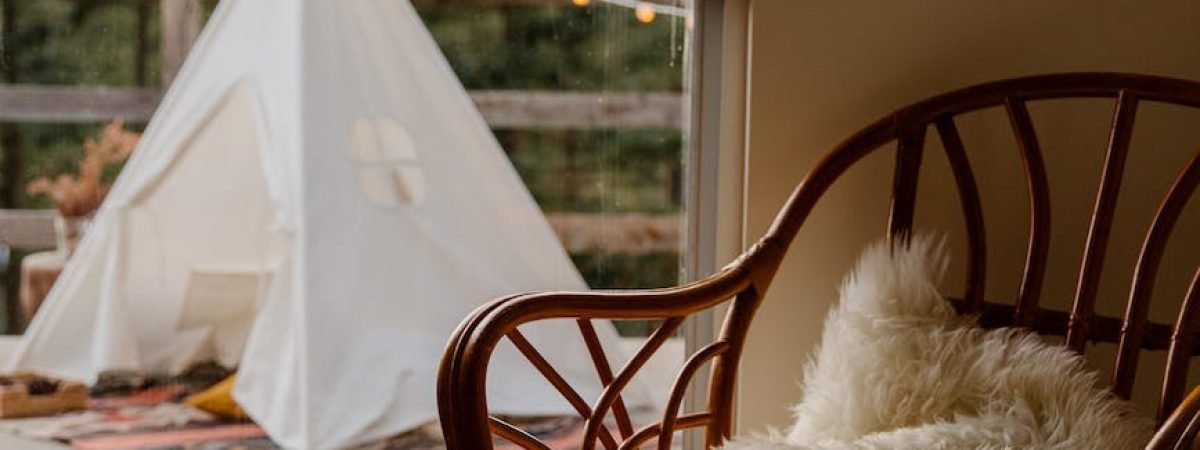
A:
[569,0,689,21]
[634,3,656,23]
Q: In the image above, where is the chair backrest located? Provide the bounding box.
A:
[438,72,1200,449]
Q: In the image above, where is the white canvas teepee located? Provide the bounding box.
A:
[7,0,648,448]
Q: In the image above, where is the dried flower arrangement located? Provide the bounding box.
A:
[26,119,140,218]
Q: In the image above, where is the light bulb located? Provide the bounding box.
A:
[635,3,656,23]
[572,0,590,6]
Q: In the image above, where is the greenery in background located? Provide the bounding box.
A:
[0,1,690,334]
[1,0,157,87]
[508,129,681,213]
[415,3,690,315]
[1,0,158,208]
[417,2,687,215]
[417,3,686,91]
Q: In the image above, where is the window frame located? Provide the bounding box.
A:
[682,0,749,447]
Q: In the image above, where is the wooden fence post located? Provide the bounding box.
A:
[160,0,203,87]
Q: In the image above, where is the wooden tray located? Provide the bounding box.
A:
[0,372,87,418]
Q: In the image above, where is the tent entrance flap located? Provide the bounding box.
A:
[123,80,282,373]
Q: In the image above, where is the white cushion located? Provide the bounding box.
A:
[724,235,1153,449]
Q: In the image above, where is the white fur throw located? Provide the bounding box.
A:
[723,236,1153,450]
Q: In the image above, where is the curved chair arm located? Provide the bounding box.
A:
[437,239,784,450]
[1149,385,1200,450]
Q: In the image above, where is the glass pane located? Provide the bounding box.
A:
[0,0,696,447]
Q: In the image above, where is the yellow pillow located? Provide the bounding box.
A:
[184,374,248,420]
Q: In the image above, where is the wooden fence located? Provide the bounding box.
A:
[0,86,684,130]
[0,211,680,254]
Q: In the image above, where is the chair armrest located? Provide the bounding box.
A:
[1149,385,1200,450]
[436,247,776,449]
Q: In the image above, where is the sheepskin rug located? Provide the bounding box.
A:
[723,235,1153,450]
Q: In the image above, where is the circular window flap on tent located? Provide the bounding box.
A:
[349,118,427,207]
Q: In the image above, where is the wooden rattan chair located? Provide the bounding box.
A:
[437,72,1200,450]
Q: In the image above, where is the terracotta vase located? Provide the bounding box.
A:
[54,214,91,256]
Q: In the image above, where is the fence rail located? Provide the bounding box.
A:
[0,210,57,249]
[0,210,681,254]
[0,85,684,130]
[547,212,680,253]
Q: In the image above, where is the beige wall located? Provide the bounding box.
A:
[739,0,1200,433]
